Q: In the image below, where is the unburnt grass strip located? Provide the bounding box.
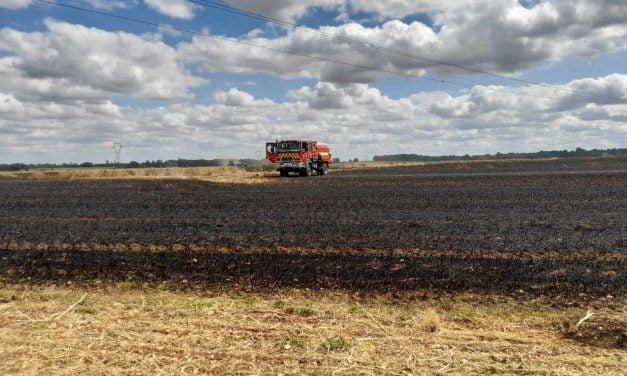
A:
[0,284,624,376]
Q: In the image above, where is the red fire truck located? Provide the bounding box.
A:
[266,140,333,177]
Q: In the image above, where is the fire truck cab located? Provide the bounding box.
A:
[266,140,333,177]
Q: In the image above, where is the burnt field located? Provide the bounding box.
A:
[0,158,625,297]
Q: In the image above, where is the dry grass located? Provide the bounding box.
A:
[0,158,540,182]
[0,166,276,184]
[0,161,481,182]
[332,161,430,170]
[1,157,618,182]
[331,157,622,171]
[333,159,543,170]
[330,159,524,170]
[0,284,624,375]
[417,308,441,333]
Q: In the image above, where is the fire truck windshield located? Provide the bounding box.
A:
[277,142,302,152]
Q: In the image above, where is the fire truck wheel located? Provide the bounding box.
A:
[301,164,312,177]
[280,169,289,177]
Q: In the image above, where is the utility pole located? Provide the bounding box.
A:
[113,142,122,165]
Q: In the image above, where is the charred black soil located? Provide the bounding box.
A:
[1,158,625,298]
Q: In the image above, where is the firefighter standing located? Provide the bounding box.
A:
[316,154,324,173]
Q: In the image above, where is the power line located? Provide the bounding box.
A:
[33,0,574,103]
[186,0,618,101]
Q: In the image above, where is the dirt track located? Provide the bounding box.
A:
[0,158,625,297]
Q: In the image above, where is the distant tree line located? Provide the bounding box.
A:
[373,147,627,162]
[0,158,269,172]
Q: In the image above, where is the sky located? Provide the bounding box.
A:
[0,0,626,163]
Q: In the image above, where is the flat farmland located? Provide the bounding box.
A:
[1,158,626,376]
[0,158,625,297]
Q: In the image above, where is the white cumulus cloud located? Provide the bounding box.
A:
[2,73,625,163]
[144,0,199,19]
[82,0,137,10]
[0,0,136,10]
[179,0,627,84]
[226,0,344,21]
[0,19,205,101]
[214,88,274,107]
[0,0,31,9]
